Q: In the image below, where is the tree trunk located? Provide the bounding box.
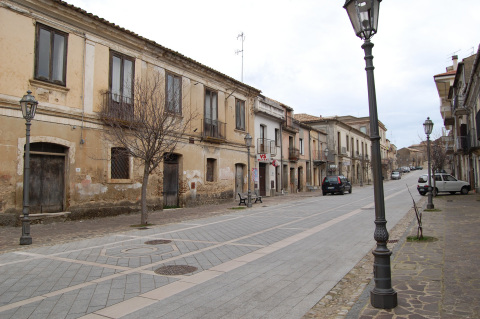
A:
[140,164,150,225]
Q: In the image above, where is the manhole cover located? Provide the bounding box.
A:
[154,265,198,276]
[388,239,399,243]
[145,240,172,245]
[137,227,150,230]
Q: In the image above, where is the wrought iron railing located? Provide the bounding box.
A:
[288,147,299,161]
[257,138,277,156]
[102,91,134,122]
[202,118,226,140]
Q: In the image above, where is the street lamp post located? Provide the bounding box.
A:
[344,0,397,309]
[19,90,38,245]
[423,117,434,209]
[244,133,253,208]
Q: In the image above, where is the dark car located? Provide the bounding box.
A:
[322,175,352,195]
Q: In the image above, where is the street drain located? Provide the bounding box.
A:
[137,227,150,230]
[154,265,198,276]
[145,240,172,245]
[388,239,399,243]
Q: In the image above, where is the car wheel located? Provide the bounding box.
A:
[419,192,425,196]
[461,187,469,195]
[349,188,352,194]
[340,190,345,195]
[322,191,327,196]
[434,188,439,196]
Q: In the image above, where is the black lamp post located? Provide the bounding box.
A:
[344,0,397,309]
[19,90,38,245]
[244,133,253,208]
[324,147,329,175]
[423,117,434,209]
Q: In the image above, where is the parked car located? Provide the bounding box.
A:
[391,171,401,180]
[322,175,352,195]
[415,166,423,170]
[417,173,471,195]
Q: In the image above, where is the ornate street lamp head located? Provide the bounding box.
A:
[324,147,329,158]
[20,90,38,121]
[344,0,381,40]
[423,117,434,136]
[244,133,252,148]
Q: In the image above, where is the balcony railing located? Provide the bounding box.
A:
[102,91,134,122]
[312,150,327,163]
[456,136,468,152]
[288,147,299,161]
[257,138,277,156]
[202,118,226,141]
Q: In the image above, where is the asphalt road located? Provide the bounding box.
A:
[0,171,423,319]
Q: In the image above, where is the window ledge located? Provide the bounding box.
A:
[29,79,70,93]
[107,179,134,184]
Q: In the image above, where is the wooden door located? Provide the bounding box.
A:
[29,154,65,213]
[163,154,179,208]
[235,164,244,199]
[259,163,266,196]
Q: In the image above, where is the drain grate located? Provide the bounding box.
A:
[145,240,172,245]
[388,239,399,243]
[154,265,198,276]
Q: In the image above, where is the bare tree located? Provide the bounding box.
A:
[100,71,196,225]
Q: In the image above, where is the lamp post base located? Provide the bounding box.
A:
[371,289,398,309]
[20,218,32,245]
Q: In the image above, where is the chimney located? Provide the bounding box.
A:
[452,55,458,71]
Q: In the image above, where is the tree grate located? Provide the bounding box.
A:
[154,265,198,276]
[145,240,172,245]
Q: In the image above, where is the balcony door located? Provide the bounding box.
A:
[204,89,218,137]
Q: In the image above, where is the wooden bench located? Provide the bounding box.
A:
[238,192,262,206]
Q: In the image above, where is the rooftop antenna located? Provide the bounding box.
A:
[235,32,245,82]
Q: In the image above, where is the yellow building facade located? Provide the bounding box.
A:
[0,0,260,223]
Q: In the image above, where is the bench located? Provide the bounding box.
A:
[238,192,262,206]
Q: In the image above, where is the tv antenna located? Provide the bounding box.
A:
[235,32,245,82]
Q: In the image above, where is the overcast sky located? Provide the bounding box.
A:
[65,0,480,149]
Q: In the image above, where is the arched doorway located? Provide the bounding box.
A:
[28,142,67,213]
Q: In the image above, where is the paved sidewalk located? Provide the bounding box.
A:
[1,190,478,318]
[344,192,480,319]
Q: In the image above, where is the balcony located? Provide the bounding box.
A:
[202,118,226,143]
[282,115,299,133]
[257,138,277,156]
[288,147,299,162]
[102,91,134,122]
[312,150,327,165]
[339,147,347,156]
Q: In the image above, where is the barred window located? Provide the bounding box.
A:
[111,147,130,179]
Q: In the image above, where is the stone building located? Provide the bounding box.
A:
[0,0,261,222]
[295,114,372,185]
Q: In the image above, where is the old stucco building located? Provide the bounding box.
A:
[0,0,261,223]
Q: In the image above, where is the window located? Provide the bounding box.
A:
[236,99,245,130]
[111,147,130,179]
[275,129,280,147]
[35,24,68,86]
[204,89,219,137]
[346,135,349,151]
[206,158,216,182]
[299,138,304,155]
[110,51,134,105]
[166,72,182,114]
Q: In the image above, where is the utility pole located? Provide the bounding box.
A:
[235,32,245,82]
